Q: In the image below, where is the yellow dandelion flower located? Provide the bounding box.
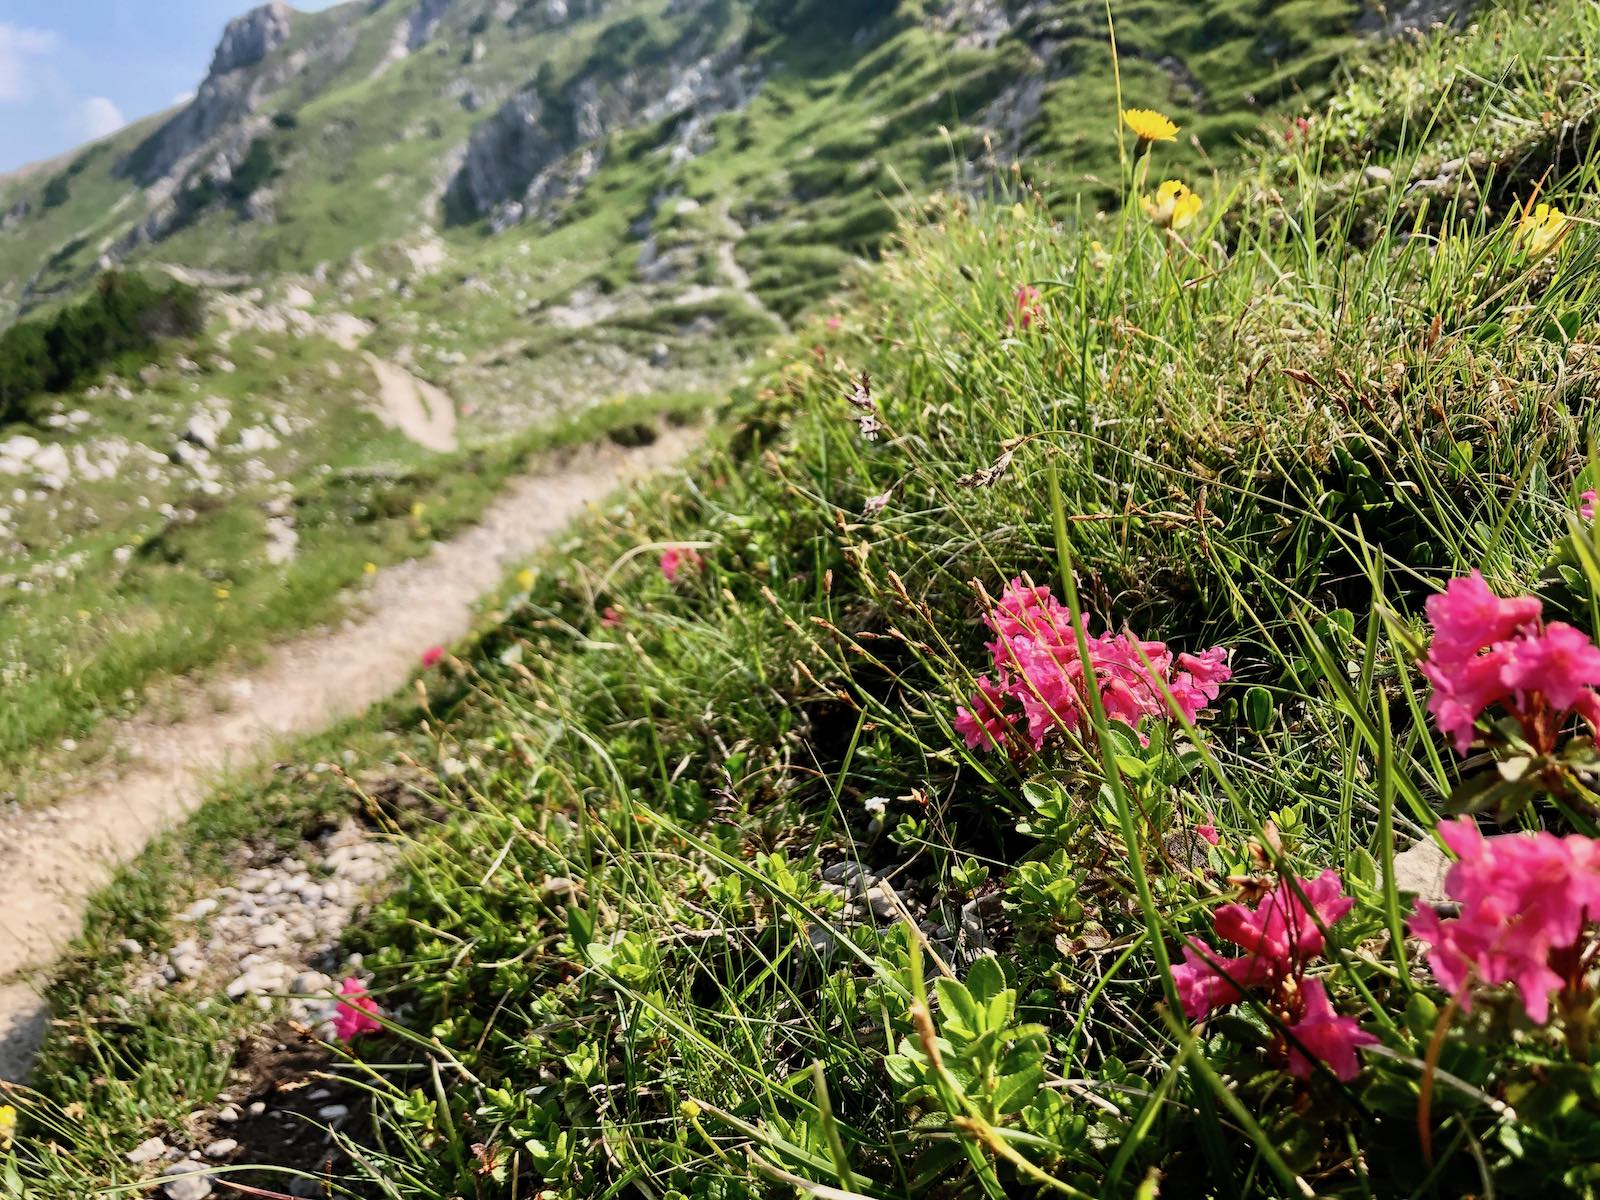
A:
[1518,202,1570,258]
[363,561,378,575]
[1142,180,1203,231]
[1123,108,1178,145]
[516,568,535,590]
[0,1104,16,1150]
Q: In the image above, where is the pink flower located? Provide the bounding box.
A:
[957,577,1230,754]
[1285,978,1378,1082]
[1502,622,1600,710]
[1418,572,1600,755]
[1582,489,1597,521]
[1284,116,1312,146]
[826,315,843,331]
[1211,870,1354,967]
[333,977,383,1042]
[1195,821,1220,847]
[661,546,704,583]
[1424,571,1542,667]
[954,675,1015,750]
[1011,285,1042,331]
[420,646,445,668]
[1176,868,1373,1081]
[1409,817,1600,1024]
[1172,945,1274,1019]
[601,606,623,628]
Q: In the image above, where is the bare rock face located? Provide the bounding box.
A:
[446,1,757,229]
[210,3,296,76]
[401,0,460,52]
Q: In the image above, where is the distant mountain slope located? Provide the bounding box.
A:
[0,0,1450,329]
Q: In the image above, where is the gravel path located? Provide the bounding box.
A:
[0,426,697,1080]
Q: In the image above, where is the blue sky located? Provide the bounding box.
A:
[0,1,339,173]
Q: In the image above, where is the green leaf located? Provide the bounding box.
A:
[1244,685,1273,732]
[965,955,1007,1007]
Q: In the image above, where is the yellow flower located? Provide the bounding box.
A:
[0,1103,16,1150]
[1123,108,1178,144]
[516,568,535,590]
[214,587,230,600]
[1012,202,1027,221]
[1518,202,1570,258]
[1142,180,1203,231]
[410,501,426,519]
[363,561,378,575]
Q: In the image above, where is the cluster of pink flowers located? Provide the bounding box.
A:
[1410,817,1600,1024]
[954,578,1231,753]
[333,977,383,1042]
[1581,489,1596,521]
[1174,871,1378,1081]
[1011,285,1043,331]
[661,546,704,583]
[1284,116,1312,145]
[1420,571,1600,755]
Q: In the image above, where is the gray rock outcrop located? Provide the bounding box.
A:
[210,3,295,76]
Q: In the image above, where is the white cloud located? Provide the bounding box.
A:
[0,23,59,104]
[171,89,196,106]
[78,96,126,139]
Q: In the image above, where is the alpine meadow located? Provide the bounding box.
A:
[5,0,1600,1198]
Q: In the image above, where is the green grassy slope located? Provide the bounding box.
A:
[0,0,1396,789]
[16,1,1600,1197]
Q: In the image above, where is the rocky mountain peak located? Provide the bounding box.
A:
[209,2,296,77]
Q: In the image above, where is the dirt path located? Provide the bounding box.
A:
[0,426,697,1080]
[364,354,458,452]
[715,201,787,333]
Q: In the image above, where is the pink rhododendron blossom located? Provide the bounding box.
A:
[333,977,382,1042]
[955,577,1230,755]
[1583,489,1598,521]
[1419,571,1600,754]
[1172,946,1273,1019]
[661,546,704,583]
[1285,979,1379,1082]
[1211,869,1354,966]
[1011,285,1043,331]
[1409,817,1600,1024]
[1501,622,1600,710]
[420,646,445,669]
[954,674,1015,750]
[1175,869,1374,1081]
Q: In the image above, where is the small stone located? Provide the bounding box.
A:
[292,970,332,996]
[127,1136,167,1164]
[248,1102,267,1116]
[865,883,898,921]
[119,939,143,955]
[317,1104,350,1121]
[160,1161,213,1200]
[203,1139,238,1159]
[252,922,289,949]
[1390,837,1452,907]
[215,1105,240,1124]
[180,898,219,923]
